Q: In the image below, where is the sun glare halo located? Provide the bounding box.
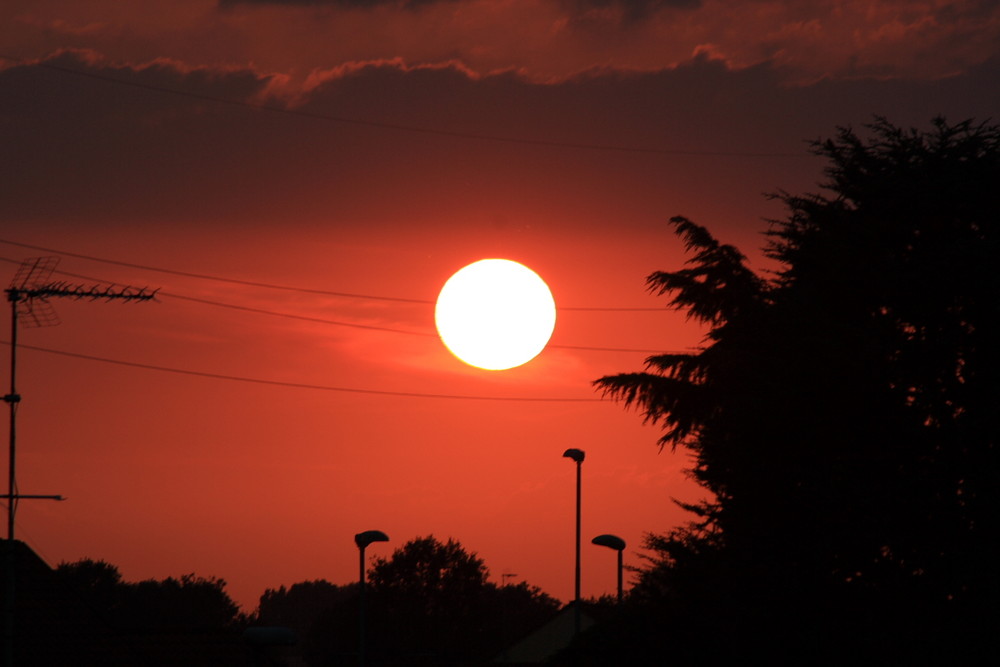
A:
[435,259,556,371]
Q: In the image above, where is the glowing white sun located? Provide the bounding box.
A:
[435,259,556,371]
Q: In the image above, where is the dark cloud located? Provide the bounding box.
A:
[2,49,998,235]
[558,0,702,27]
[217,0,450,8]
[935,0,1000,22]
[215,0,700,12]
[0,51,280,224]
[567,0,701,11]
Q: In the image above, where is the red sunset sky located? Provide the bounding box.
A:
[2,0,999,610]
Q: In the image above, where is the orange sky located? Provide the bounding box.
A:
[2,0,999,610]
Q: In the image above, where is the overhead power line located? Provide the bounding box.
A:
[0,239,666,312]
[0,255,679,353]
[0,239,426,304]
[160,289,671,352]
[2,53,810,159]
[0,340,604,403]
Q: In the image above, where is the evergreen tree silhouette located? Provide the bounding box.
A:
[593,117,1000,662]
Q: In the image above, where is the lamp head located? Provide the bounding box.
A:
[591,534,626,551]
[355,530,390,549]
[562,448,585,463]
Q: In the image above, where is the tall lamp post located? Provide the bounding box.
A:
[355,530,389,667]
[562,448,585,635]
[591,534,626,603]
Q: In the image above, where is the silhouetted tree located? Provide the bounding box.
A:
[56,559,243,631]
[124,573,242,629]
[257,579,355,634]
[487,580,562,644]
[55,558,125,616]
[368,535,488,613]
[594,117,1000,662]
[363,535,559,665]
[256,580,359,664]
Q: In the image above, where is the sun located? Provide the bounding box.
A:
[435,259,556,370]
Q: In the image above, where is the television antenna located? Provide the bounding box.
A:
[2,257,158,539]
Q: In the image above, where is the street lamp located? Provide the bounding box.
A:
[562,448,585,635]
[591,534,626,603]
[355,530,389,667]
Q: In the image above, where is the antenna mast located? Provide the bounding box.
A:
[2,257,158,539]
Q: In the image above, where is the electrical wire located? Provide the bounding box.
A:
[0,340,605,402]
[0,239,664,312]
[0,251,686,401]
[1,240,427,304]
[0,52,810,160]
[1,255,677,353]
[161,291,671,352]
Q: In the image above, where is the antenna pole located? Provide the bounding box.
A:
[5,290,18,540]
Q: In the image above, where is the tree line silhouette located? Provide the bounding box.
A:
[55,558,243,631]
[54,535,560,665]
